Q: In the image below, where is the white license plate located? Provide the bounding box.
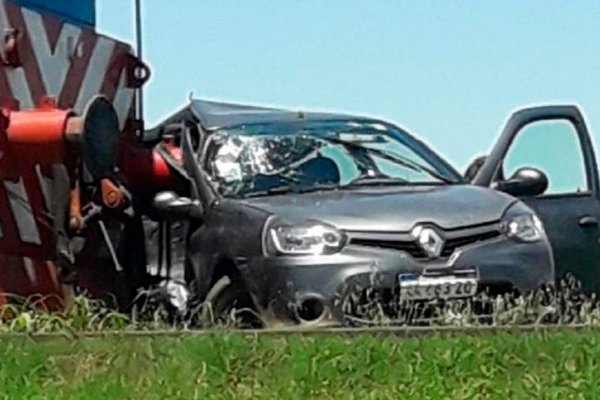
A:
[399,274,478,301]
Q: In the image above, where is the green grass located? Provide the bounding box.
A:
[1,330,599,399]
[4,274,600,334]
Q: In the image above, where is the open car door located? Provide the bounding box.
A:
[473,105,600,293]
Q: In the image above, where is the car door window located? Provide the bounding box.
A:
[502,120,588,195]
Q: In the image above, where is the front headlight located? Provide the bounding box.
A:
[264,220,346,256]
[501,213,543,242]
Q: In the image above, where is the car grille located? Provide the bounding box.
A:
[439,229,501,258]
[349,227,501,260]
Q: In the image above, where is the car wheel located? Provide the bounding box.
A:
[204,275,263,328]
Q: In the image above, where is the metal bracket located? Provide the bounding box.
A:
[3,28,21,67]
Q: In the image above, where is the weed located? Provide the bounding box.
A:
[0,275,598,333]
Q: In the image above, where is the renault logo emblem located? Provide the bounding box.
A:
[411,225,444,258]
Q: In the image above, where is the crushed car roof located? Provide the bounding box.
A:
[148,99,359,138]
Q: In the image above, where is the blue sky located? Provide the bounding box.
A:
[97,1,600,170]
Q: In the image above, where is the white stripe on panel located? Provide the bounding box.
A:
[35,164,52,211]
[22,8,81,97]
[73,37,115,114]
[113,70,134,130]
[23,257,37,285]
[4,178,41,245]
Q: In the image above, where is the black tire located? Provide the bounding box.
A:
[204,275,263,328]
[115,215,151,310]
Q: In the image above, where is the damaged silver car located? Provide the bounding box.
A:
[148,100,599,327]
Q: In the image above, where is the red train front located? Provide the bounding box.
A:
[0,0,182,308]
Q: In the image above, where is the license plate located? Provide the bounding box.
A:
[398,274,478,301]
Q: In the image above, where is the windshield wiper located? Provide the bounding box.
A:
[320,136,456,184]
[239,185,295,198]
[240,182,341,198]
[344,176,409,187]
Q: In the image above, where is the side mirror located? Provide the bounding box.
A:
[494,167,548,197]
[152,191,203,220]
[464,156,487,183]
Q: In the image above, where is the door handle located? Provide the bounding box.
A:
[579,215,598,227]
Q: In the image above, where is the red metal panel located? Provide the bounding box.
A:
[0,0,139,304]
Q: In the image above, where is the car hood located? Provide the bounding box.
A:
[240,185,517,232]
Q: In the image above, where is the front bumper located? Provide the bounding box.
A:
[242,235,554,324]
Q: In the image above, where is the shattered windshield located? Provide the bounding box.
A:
[203,120,460,198]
